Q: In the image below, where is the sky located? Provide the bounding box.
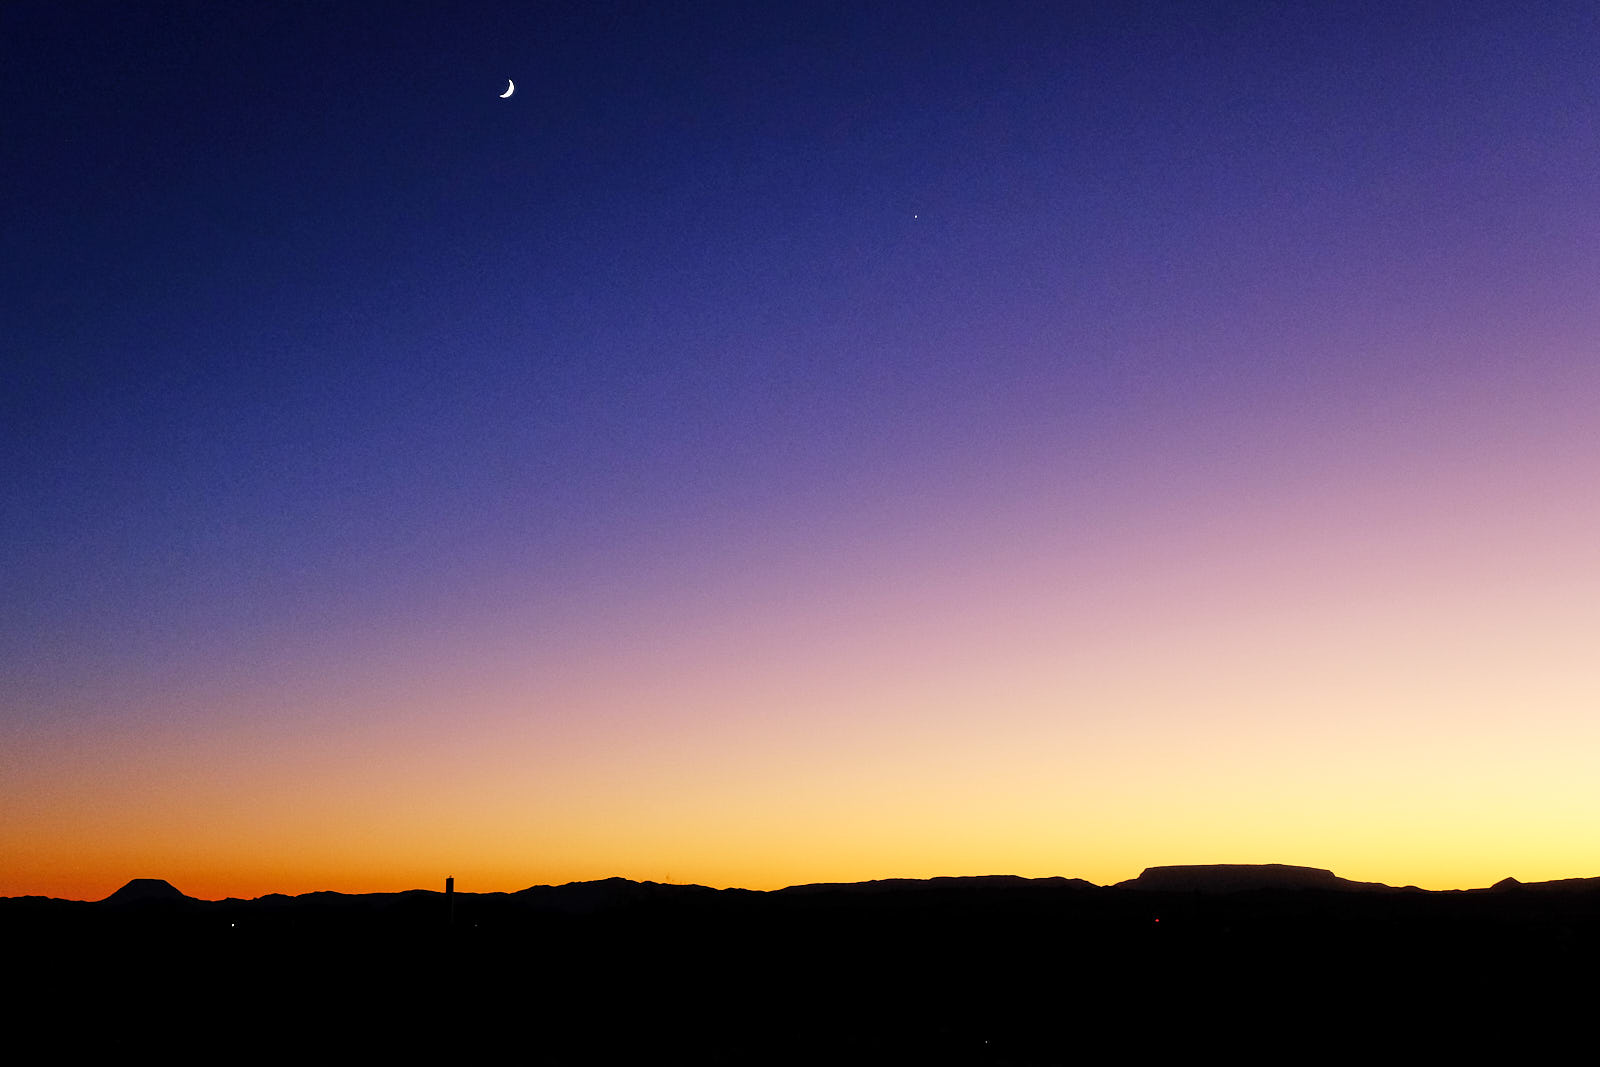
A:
[4,1,1599,901]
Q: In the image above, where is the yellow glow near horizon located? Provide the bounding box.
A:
[6,367,1598,902]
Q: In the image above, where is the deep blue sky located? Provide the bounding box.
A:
[8,0,1599,688]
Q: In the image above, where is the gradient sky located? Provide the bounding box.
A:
[5,1,1599,901]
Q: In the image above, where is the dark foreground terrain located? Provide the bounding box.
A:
[8,865,1596,1062]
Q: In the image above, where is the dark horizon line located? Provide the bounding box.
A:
[16,862,1600,905]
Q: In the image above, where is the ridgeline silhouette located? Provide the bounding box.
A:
[8,864,1594,1060]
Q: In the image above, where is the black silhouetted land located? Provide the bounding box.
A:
[7,864,1595,1061]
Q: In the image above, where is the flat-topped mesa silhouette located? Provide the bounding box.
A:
[1116,863,1396,893]
[101,878,194,905]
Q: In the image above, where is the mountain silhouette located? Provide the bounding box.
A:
[8,863,1597,1061]
[12,866,1600,909]
[777,873,1098,895]
[510,875,722,913]
[1115,863,1400,893]
[100,878,193,904]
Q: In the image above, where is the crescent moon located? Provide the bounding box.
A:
[500,79,515,99]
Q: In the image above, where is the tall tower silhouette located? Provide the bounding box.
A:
[445,875,455,927]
